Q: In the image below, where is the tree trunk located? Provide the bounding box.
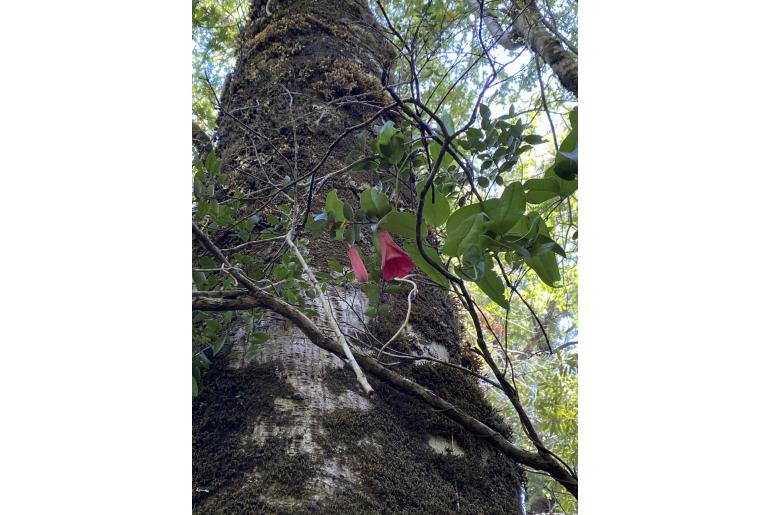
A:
[193,1,526,513]
[470,0,578,97]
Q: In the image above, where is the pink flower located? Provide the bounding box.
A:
[378,231,414,281]
[347,245,369,283]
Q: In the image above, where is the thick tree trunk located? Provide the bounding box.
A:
[193,1,526,513]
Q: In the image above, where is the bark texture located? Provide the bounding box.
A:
[471,0,578,96]
[193,1,526,513]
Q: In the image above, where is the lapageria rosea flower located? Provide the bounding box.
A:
[377,230,414,281]
[347,245,369,283]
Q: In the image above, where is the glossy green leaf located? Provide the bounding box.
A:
[404,242,450,288]
[523,134,546,145]
[211,335,227,355]
[443,205,485,256]
[325,190,346,223]
[526,251,561,287]
[378,210,426,239]
[524,178,562,204]
[308,212,329,235]
[439,112,455,136]
[475,260,509,309]
[457,213,486,256]
[544,166,578,195]
[428,141,454,168]
[417,180,450,227]
[360,187,392,219]
[479,103,491,124]
[381,132,406,165]
[485,182,525,235]
[454,249,486,282]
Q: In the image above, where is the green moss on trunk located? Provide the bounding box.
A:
[319,366,524,514]
[193,362,315,513]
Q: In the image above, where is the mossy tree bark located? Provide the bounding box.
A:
[193,1,526,513]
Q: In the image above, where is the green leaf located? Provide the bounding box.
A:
[439,112,455,136]
[204,151,221,174]
[192,376,199,397]
[479,103,491,124]
[380,132,406,165]
[475,260,510,309]
[351,158,379,171]
[560,108,578,153]
[455,247,486,281]
[485,182,525,235]
[376,121,396,147]
[378,210,426,239]
[477,176,490,188]
[308,212,329,235]
[525,251,561,287]
[244,332,269,361]
[193,177,204,199]
[251,332,269,346]
[442,203,483,256]
[417,180,451,227]
[554,158,578,181]
[466,127,483,147]
[404,242,449,288]
[343,223,360,245]
[428,141,454,168]
[361,282,380,305]
[444,206,488,256]
[211,335,227,355]
[544,166,578,195]
[492,147,508,162]
[479,104,492,129]
[328,260,344,273]
[360,187,392,219]
[523,134,546,145]
[560,147,578,161]
[524,178,562,204]
[457,213,487,256]
[515,144,533,156]
[325,190,346,223]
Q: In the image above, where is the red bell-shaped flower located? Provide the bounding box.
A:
[347,245,369,283]
[378,230,414,281]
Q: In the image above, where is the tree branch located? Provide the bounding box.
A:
[191,222,577,498]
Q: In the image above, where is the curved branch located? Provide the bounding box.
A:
[192,222,577,498]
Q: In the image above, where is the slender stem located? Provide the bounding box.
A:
[536,56,559,156]
[285,233,375,396]
[377,276,417,359]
